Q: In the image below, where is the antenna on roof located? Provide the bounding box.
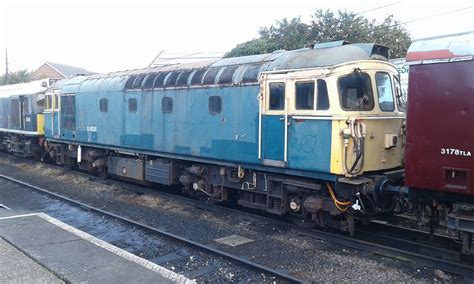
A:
[148,50,165,68]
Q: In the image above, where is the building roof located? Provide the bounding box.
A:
[45,62,96,78]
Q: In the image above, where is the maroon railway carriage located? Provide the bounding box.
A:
[404,32,474,251]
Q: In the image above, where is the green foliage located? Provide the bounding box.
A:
[0,69,33,86]
[226,10,411,58]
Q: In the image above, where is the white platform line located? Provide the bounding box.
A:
[0,213,38,219]
[1,213,195,284]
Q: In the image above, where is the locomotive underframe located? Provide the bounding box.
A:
[45,141,362,234]
[3,138,471,252]
[0,132,43,159]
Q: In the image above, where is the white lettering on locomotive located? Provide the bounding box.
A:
[441,148,472,157]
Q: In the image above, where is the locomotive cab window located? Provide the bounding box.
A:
[338,72,374,111]
[61,94,76,130]
[128,98,137,112]
[53,93,59,110]
[209,96,222,114]
[45,94,52,111]
[317,79,330,110]
[375,72,395,112]
[269,82,285,110]
[295,81,314,110]
[394,76,405,111]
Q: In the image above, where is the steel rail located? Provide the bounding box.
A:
[0,174,306,284]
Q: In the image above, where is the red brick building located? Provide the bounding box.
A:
[32,62,95,80]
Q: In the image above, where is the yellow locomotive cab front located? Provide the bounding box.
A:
[327,61,405,176]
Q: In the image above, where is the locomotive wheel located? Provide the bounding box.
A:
[5,141,12,153]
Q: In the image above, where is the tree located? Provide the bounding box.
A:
[0,70,33,86]
[226,10,411,58]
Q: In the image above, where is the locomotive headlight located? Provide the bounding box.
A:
[289,198,301,212]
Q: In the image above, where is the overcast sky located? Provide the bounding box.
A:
[0,0,473,73]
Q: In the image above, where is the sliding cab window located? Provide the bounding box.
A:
[375,72,395,112]
[316,79,330,110]
[295,81,314,110]
[338,72,374,111]
[53,93,60,111]
[269,82,285,110]
[394,76,405,111]
[45,94,53,111]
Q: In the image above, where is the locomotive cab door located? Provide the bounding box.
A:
[259,74,289,168]
[9,96,22,130]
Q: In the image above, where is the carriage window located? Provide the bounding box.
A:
[295,81,314,110]
[128,98,137,112]
[162,97,173,113]
[209,96,222,114]
[376,72,395,112]
[338,72,374,111]
[269,82,285,110]
[61,95,76,130]
[99,98,108,112]
[317,79,330,110]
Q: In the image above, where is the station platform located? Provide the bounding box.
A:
[0,209,193,283]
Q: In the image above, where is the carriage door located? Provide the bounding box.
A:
[124,93,141,147]
[260,75,289,168]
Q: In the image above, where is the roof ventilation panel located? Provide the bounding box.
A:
[313,40,351,49]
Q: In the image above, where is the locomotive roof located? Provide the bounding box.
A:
[0,79,50,98]
[50,42,390,93]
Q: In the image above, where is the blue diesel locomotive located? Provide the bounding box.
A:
[4,42,406,233]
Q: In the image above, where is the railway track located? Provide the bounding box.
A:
[1,155,474,279]
[86,171,474,277]
[0,174,305,283]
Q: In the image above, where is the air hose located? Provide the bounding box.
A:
[326,182,351,212]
